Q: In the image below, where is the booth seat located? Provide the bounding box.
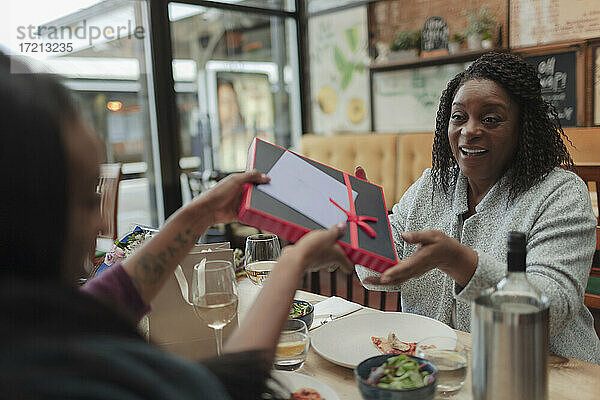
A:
[301,132,434,209]
[301,128,598,212]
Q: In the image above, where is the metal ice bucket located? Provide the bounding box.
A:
[471,290,549,400]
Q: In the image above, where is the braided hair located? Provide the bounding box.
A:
[431,51,574,200]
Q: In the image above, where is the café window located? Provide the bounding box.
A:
[3,0,164,232]
[169,2,301,175]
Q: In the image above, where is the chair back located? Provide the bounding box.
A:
[574,165,600,225]
[97,163,122,241]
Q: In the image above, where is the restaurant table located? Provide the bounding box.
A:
[237,279,600,400]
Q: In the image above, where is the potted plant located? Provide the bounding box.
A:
[448,33,465,54]
[464,6,497,50]
[481,30,493,49]
[389,30,421,61]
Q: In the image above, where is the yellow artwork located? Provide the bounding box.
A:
[347,98,366,124]
[317,86,338,114]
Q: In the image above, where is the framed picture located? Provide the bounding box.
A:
[510,0,600,48]
[308,6,370,133]
[371,62,469,132]
[205,61,276,172]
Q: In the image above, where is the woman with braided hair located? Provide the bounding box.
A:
[355,52,600,363]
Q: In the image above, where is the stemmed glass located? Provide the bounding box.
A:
[191,260,238,356]
[244,233,281,286]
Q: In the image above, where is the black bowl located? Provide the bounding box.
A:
[289,299,314,330]
[354,354,438,400]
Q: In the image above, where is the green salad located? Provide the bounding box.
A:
[289,301,310,318]
[366,355,434,390]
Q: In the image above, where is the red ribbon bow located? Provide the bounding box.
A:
[329,172,378,251]
[329,198,378,238]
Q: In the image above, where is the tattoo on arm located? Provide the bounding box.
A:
[133,253,165,286]
[131,229,193,291]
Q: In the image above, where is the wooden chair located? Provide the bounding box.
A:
[97,163,122,241]
[574,165,600,338]
[303,269,402,312]
[84,163,121,278]
[574,165,600,225]
[584,227,600,338]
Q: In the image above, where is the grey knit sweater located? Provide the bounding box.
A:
[356,167,600,364]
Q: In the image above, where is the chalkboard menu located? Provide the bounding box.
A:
[524,52,577,127]
[421,16,448,52]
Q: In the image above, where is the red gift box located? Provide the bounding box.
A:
[238,138,397,273]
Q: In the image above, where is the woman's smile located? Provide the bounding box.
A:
[459,146,488,158]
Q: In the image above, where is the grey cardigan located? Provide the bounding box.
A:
[356,167,600,364]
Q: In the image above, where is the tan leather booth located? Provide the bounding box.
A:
[564,128,600,165]
[301,133,433,209]
[300,128,599,211]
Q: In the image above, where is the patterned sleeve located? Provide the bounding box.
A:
[355,169,430,291]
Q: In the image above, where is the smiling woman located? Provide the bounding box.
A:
[355,52,600,365]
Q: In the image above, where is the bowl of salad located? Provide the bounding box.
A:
[289,299,314,329]
[354,354,438,400]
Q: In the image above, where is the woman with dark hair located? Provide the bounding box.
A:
[355,52,600,364]
[0,53,353,399]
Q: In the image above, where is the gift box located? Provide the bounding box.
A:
[238,138,397,273]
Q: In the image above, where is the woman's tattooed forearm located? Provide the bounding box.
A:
[131,229,193,289]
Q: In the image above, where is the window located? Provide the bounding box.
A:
[4,0,163,232]
[169,2,301,174]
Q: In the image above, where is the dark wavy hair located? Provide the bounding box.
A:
[0,53,76,281]
[431,51,574,199]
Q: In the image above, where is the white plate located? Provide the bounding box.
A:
[311,311,456,369]
[272,371,340,400]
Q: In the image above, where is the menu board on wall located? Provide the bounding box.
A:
[308,6,370,134]
[510,0,600,48]
[524,52,577,127]
[372,63,469,132]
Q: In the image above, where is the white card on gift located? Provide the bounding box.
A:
[256,151,357,229]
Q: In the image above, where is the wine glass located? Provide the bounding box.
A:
[415,336,468,397]
[191,260,238,356]
[244,233,281,286]
[274,319,309,371]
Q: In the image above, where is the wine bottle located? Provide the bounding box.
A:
[472,231,549,400]
[490,231,544,313]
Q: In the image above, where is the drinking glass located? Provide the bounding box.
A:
[191,260,238,356]
[415,336,467,397]
[274,319,309,371]
[244,233,281,286]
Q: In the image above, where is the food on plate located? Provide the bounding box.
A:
[289,301,311,318]
[288,387,323,400]
[371,332,417,355]
[366,354,435,390]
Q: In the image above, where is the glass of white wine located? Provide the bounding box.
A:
[191,260,238,356]
[415,336,467,397]
[244,233,281,286]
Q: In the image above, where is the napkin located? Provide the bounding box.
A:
[313,296,362,327]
